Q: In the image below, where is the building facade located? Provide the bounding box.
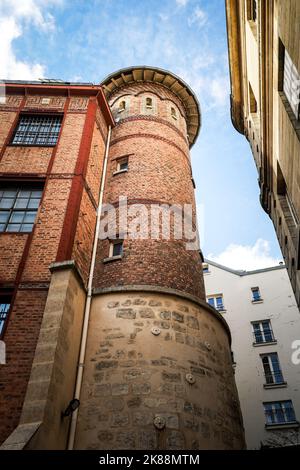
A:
[203,259,300,448]
[0,68,245,450]
[226,0,300,308]
[0,80,114,448]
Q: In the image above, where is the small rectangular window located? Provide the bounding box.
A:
[0,183,43,233]
[118,160,128,172]
[109,240,123,258]
[251,287,262,302]
[252,320,275,344]
[263,401,296,425]
[0,293,12,336]
[207,294,225,311]
[202,263,209,274]
[11,115,63,146]
[261,353,284,385]
[114,156,129,175]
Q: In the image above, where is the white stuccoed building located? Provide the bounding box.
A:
[203,260,300,449]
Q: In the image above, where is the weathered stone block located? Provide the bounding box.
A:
[107,301,119,308]
[111,383,129,396]
[95,360,118,370]
[132,412,152,426]
[111,413,129,427]
[172,311,184,323]
[116,308,136,319]
[160,310,171,320]
[97,431,114,442]
[115,431,136,449]
[166,430,185,450]
[138,430,157,449]
[162,370,181,382]
[94,384,111,397]
[187,316,199,329]
[139,308,154,318]
[132,383,151,395]
[127,396,142,408]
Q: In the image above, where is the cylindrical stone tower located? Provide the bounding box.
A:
[75,67,245,450]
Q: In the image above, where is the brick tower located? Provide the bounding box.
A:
[73,67,245,450]
[0,68,244,451]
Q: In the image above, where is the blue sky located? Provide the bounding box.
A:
[0,0,283,269]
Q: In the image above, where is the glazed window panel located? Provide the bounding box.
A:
[0,295,11,336]
[264,401,296,425]
[261,353,284,385]
[207,294,225,311]
[252,320,275,344]
[11,115,63,146]
[283,48,300,120]
[109,240,124,258]
[0,184,43,233]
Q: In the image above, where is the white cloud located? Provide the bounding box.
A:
[0,0,61,80]
[208,239,282,271]
[209,75,230,107]
[188,6,207,28]
[176,0,189,6]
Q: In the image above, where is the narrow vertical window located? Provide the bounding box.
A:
[247,0,257,22]
[118,100,126,112]
[0,293,12,337]
[171,107,177,120]
[249,83,258,114]
[279,38,300,121]
[251,286,262,302]
[146,97,153,108]
[261,353,284,385]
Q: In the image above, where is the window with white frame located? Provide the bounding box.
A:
[114,156,129,174]
[251,286,262,302]
[263,400,297,426]
[207,294,225,311]
[261,353,284,385]
[252,320,275,344]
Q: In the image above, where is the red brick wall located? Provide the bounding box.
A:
[0,89,109,444]
[93,82,205,300]
[0,235,29,283]
[0,289,48,442]
[0,146,52,174]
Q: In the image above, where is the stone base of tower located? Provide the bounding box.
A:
[75,288,245,450]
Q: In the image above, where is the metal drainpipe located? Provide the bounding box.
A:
[67,124,112,450]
